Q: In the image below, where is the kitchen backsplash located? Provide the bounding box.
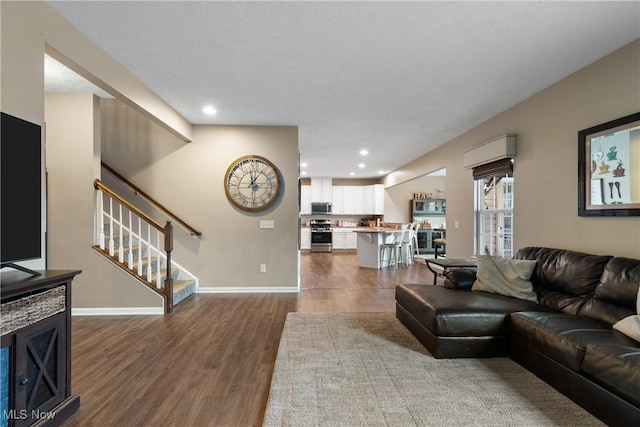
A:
[301,214,382,227]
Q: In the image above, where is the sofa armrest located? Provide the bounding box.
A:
[442,268,476,290]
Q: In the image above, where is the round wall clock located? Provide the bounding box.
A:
[224,155,281,212]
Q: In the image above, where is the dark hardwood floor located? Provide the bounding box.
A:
[64,252,434,427]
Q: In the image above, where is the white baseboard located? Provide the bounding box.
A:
[72,306,164,316]
[197,286,299,294]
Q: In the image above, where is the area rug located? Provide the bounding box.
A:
[263,312,604,426]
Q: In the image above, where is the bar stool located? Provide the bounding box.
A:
[411,222,421,258]
[400,227,414,265]
[380,230,408,269]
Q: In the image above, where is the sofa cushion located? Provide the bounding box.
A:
[612,283,640,343]
[514,247,612,314]
[395,284,541,337]
[442,268,476,290]
[509,311,635,372]
[613,316,640,343]
[582,344,640,407]
[581,257,640,325]
[471,255,537,302]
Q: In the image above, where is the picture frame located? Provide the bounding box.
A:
[578,112,640,216]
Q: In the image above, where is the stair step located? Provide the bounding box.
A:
[102,232,132,248]
[94,246,196,309]
[173,279,196,305]
[102,246,166,270]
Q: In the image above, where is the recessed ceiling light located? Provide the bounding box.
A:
[300,171,307,176]
[349,172,356,176]
[378,170,385,175]
[203,106,217,115]
[300,162,308,168]
[360,149,368,156]
[358,163,365,168]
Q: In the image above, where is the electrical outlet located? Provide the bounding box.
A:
[260,220,275,229]
[260,264,267,273]
[455,221,460,229]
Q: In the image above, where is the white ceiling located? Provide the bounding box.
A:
[45,54,113,98]
[46,1,640,179]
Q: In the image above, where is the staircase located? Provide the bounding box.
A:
[92,224,197,307]
[93,173,199,313]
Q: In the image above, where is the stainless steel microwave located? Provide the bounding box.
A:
[311,202,332,215]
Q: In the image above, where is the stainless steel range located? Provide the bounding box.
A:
[310,219,332,252]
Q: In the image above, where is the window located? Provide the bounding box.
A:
[473,159,514,257]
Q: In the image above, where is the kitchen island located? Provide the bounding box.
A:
[353,228,406,269]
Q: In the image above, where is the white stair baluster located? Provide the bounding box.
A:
[118,204,124,263]
[128,211,134,269]
[146,224,152,282]
[137,217,143,276]
[156,230,161,288]
[98,190,105,250]
[109,198,115,256]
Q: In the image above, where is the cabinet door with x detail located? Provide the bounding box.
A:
[14,312,66,427]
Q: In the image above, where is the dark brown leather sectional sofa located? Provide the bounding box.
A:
[395,247,640,426]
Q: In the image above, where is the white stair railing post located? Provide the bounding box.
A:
[108,198,115,256]
[146,224,152,282]
[137,217,143,276]
[118,204,124,263]
[98,190,105,250]
[128,211,134,269]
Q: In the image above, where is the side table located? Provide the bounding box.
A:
[425,258,477,285]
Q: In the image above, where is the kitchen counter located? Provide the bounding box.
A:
[353,227,402,233]
[354,228,406,268]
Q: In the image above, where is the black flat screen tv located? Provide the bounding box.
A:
[1,112,42,274]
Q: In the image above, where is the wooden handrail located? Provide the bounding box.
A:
[101,162,202,237]
[94,179,176,314]
[94,179,164,232]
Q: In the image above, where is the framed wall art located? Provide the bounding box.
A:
[578,112,640,216]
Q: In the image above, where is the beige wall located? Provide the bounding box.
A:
[0,1,191,294]
[45,94,163,309]
[385,175,446,223]
[101,99,300,289]
[0,2,189,140]
[383,39,640,259]
[3,1,639,308]
[3,1,299,305]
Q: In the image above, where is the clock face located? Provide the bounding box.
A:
[224,155,281,212]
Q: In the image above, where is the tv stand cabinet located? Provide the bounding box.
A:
[1,270,81,427]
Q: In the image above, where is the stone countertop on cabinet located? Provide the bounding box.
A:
[353,227,404,233]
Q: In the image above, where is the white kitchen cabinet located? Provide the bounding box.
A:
[311,178,332,202]
[344,230,358,249]
[342,186,356,214]
[301,228,311,250]
[332,186,344,214]
[332,228,357,250]
[363,185,375,214]
[300,185,312,214]
[361,184,385,215]
[332,230,345,250]
[353,187,365,214]
[303,182,384,216]
[373,184,384,215]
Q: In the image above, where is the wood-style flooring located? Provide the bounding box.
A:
[64,252,435,427]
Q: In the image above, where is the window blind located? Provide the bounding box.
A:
[472,158,513,180]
